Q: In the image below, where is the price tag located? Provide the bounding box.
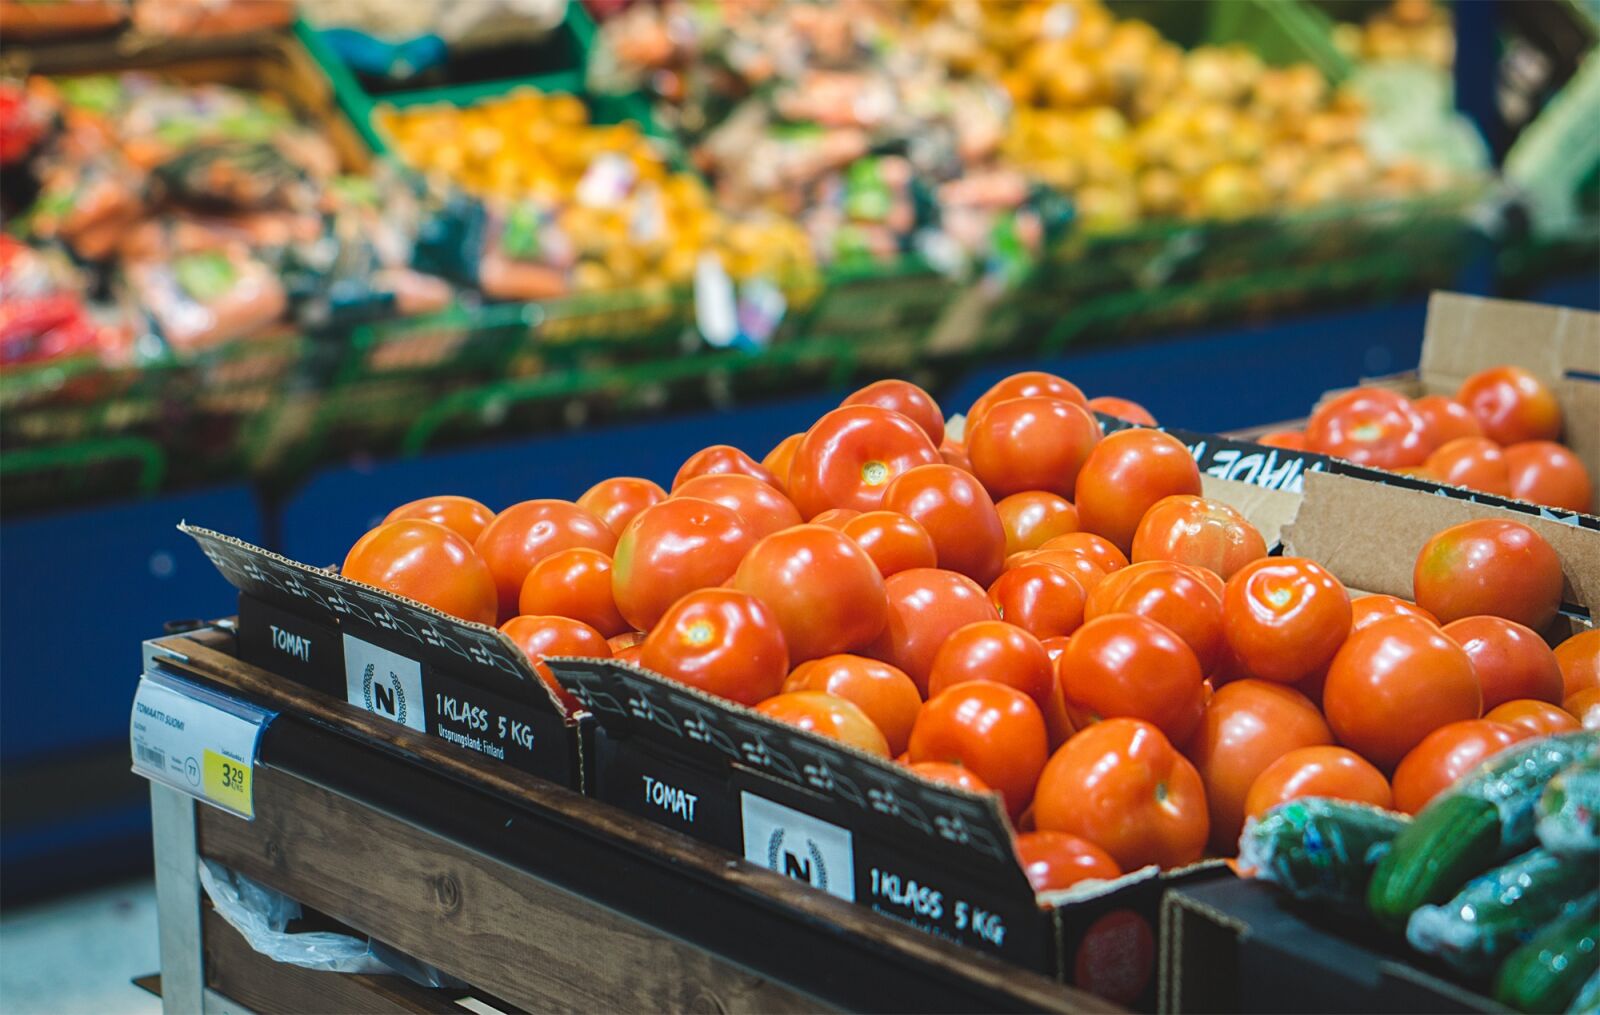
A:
[130,673,274,819]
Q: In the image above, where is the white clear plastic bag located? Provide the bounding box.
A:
[199,860,390,974]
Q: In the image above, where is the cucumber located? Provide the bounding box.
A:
[1494,892,1599,1013]
[1407,848,1600,976]
[1538,757,1600,857]
[1240,797,1409,913]
[1568,968,1600,1014]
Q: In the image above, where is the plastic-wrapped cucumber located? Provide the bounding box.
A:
[1538,756,1600,857]
[1494,892,1599,1014]
[1569,968,1600,1014]
[1240,798,1410,913]
[1408,848,1600,975]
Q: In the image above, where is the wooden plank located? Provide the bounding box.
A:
[199,767,827,1014]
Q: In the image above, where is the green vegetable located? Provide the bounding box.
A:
[1240,797,1409,913]
[1494,892,1599,1013]
[1539,757,1600,857]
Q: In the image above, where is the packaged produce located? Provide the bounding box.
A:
[129,0,293,38]
[1239,798,1410,913]
[1492,891,1600,1014]
[0,236,128,367]
[1538,756,1600,856]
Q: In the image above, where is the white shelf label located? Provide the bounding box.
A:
[741,792,855,902]
[130,673,273,819]
[342,633,426,732]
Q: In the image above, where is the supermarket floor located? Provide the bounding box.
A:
[0,879,161,1014]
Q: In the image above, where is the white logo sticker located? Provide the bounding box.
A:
[343,634,426,732]
[740,792,855,902]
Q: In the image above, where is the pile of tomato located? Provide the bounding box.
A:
[1259,365,1592,513]
[339,371,1600,894]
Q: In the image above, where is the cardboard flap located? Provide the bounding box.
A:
[1199,475,1302,548]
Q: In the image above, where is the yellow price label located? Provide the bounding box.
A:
[202,749,253,818]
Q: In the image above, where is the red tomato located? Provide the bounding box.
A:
[344,520,498,626]
[518,547,628,637]
[761,433,804,491]
[383,495,495,543]
[788,406,941,518]
[1391,720,1524,814]
[811,508,860,529]
[783,654,922,755]
[1038,532,1130,574]
[1304,387,1429,468]
[1014,831,1122,892]
[1258,431,1306,451]
[995,491,1079,556]
[867,567,1000,695]
[1484,699,1582,738]
[753,691,891,757]
[939,439,973,473]
[967,396,1101,500]
[840,510,938,577]
[841,379,944,445]
[672,473,802,540]
[881,463,1007,585]
[614,641,644,666]
[1442,615,1564,707]
[1025,549,1111,595]
[1457,365,1562,445]
[731,525,887,662]
[1075,428,1203,553]
[1033,719,1208,870]
[672,444,778,491]
[499,614,609,712]
[907,761,991,794]
[1555,629,1600,700]
[1504,441,1592,513]
[640,589,788,705]
[1057,614,1207,745]
[1350,594,1438,632]
[928,620,1055,709]
[908,682,1049,818]
[1085,560,1225,673]
[1243,745,1392,820]
[475,500,617,619]
[988,562,1086,640]
[1423,437,1511,496]
[1413,519,1564,630]
[1223,557,1351,684]
[1185,680,1333,852]
[968,371,1087,424]
[1413,394,1484,450]
[1086,396,1156,426]
[608,630,645,654]
[1322,616,1482,770]
[1130,495,1267,580]
[1566,687,1600,729]
[577,477,667,535]
[611,498,755,631]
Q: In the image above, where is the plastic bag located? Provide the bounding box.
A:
[1538,756,1600,856]
[1239,797,1409,913]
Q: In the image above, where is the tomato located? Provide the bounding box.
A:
[1130,495,1267,580]
[1075,428,1203,553]
[969,371,1088,421]
[761,433,804,491]
[995,491,1079,556]
[383,495,495,543]
[967,396,1101,500]
[788,406,941,518]
[1555,629,1600,700]
[1257,431,1306,450]
[343,520,498,626]
[1056,614,1206,746]
[908,682,1048,818]
[1185,680,1333,852]
[577,477,668,536]
[1244,746,1392,820]
[1085,560,1225,673]
[640,589,788,705]
[1014,831,1122,892]
[840,510,938,577]
[1422,437,1511,496]
[1304,387,1429,468]
[907,762,991,795]
[783,654,922,755]
[613,641,644,665]
[1442,615,1564,707]
[1322,616,1482,770]
[753,691,891,758]
[1566,687,1600,729]
[518,547,627,637]
[1033,718,1208,870]
[867,568,1000,695]
[672,473,801,540]
[1223,557,1351,684]
[1085,396,1156,427]
[608,630,645,654]
[1391,720,1524,814]
[841,378,944,445]
[611,498,755,631]
[672,444,778,491]
[1413,394,1483,450]
[731,525,887,662]
[1413,519,1564,631]
[1350,594,1438,632]
[881,463,1007,585]
[811,508,860,529]
[475,500,617,619]
[1024,549,1111,595]
[1484,699,1582,738]
[938,439,973,473]
[928,620,1054,709]
[499,614,609,712]
[1457,365,1562,445]
[988,562,1086,640]
[1038,532,1130,574]
[1504,441,1592,512]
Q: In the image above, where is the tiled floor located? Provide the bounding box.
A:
[0,880,162,1015]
